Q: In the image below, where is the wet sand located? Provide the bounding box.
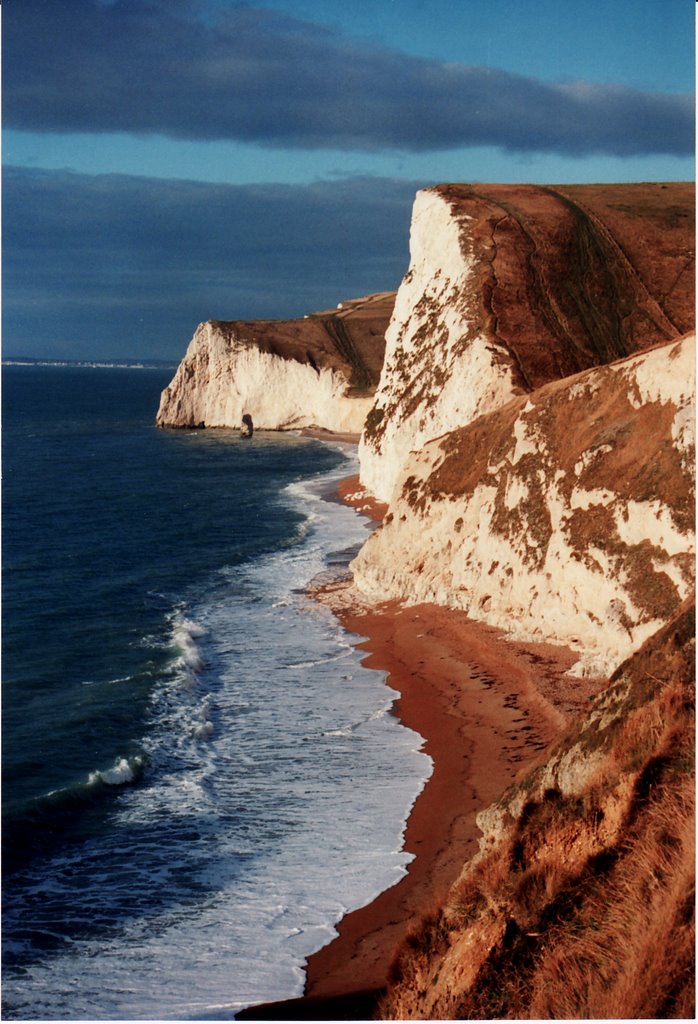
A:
[238,477,601,1020]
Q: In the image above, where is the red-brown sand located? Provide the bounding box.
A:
[238,476,604,1020]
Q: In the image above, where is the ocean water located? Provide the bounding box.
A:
[2,365,430,1021]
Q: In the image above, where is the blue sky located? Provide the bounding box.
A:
[3,0,694,360]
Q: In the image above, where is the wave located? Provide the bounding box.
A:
[87,755,144,786]
[80,672,142,687]
[2,440,434,1018]
[157,610,219,742]
[45,754,145,802]
[4,611,208,877]
[282,645,354,669]
[192,693,215,740]
[280,514,317,548]
[2,754,147,878]
[168,609,207,688]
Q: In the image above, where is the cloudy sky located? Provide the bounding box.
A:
[3,0,694,360]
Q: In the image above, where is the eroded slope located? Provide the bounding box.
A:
[361,182,695,501]
[380,599,695,1020]
[353,335,695,676]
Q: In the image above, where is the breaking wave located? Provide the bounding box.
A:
[87,755,144,786]
[3,414,431,1020]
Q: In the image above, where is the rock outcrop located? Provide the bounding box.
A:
[360,183,695,502]
[156,292,394,432]
[353,334,695,676]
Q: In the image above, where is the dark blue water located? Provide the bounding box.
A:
[3,366,341,859]
[2,365,429,1020]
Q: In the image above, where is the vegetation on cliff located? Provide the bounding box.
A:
[380,600,695,1020]
[354,182,695,1019]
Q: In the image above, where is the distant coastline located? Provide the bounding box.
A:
[3,358,178,370]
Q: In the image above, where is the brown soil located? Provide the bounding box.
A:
[435,182,694,391]
[209,291,394,392]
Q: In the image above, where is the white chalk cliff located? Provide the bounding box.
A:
[156,292,393,433]
[359,189,518,502]
[157,321,372,433]
[352,335,695,676]
[350,182,694,675]
[360,183,694,503]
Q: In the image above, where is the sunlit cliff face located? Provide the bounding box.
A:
[359,182,694,504]
[353,334,695,677]
[359,189,517,503]
[156,293,393,434]
[156,320,375,433]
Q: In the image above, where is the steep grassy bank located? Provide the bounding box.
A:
[380,600,695,1020]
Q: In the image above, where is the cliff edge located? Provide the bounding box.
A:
[156,291,394,433]
[361,183,694,501]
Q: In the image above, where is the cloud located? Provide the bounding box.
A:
[3,166,416,359]
[5,1,693,156]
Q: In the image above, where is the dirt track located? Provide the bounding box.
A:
[437,181,694,390]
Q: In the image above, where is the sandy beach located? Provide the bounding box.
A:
[239,476,603,1020]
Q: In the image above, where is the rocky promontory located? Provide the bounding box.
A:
[156,291,393,433]
[360,182,695,501]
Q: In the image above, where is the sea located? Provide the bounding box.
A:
[2,364,431,1021]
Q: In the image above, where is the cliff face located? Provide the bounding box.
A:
[156,292,393,432]
[356,184,695,1018]
[361,183,694,502]
[161,180,695,1018]
[353,334,695,677]
[380,599,695,1020]
[359,189,518,501]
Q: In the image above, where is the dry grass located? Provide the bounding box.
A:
[377,603,695,1020]
[528,773,695,1019]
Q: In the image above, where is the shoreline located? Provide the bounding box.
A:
[239,473,604,1020]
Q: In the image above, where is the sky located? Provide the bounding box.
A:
[3,0,695,361]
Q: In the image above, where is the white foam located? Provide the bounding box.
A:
[3,448,432,1020]
[88,756,143,786]
[170,611,207,677]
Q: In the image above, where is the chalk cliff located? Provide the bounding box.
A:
[165,180,695,1019]
[356,183,695,1019]
[361,183,695,502]
[156,292,393,432]
[353,334,695,676]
